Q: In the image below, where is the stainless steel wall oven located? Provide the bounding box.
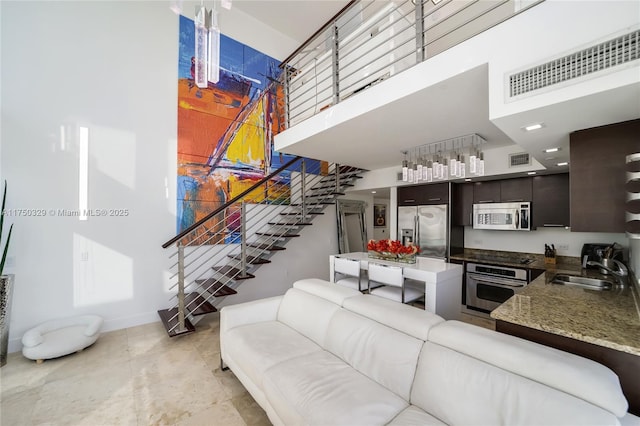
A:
[464,262,528,315]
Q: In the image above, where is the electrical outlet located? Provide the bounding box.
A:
[80,251,89,261]
[472,239,483,245]
[557,244,569,252]
[5,256,14,267]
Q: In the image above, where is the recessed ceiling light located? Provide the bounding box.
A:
[522,123,545,132]
[371,191,377,194]
[464,178,472,182]
[544,147,560,153]
[557,162,569,166]
[527,171,536,175]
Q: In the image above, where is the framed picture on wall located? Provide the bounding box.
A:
[374,204,386,228]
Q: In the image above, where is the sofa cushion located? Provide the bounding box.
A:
[343,294,444,340]
[263,350,408,426]
[325,309,423,401]
[223,321,322,388]
[293,278,362,305]
[277,287,341,347]
[428,320,628,417]
[411,341,620,425]
[387,405,446,425]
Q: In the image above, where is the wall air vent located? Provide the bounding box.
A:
[509,29,639,98]
[509,152,531,167]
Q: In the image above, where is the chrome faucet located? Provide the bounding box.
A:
[586,259,629,287]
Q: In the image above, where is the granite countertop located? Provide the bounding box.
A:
[453,249,640,356]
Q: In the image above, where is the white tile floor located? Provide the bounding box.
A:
[1,308,492,426]
[0,314,270,426]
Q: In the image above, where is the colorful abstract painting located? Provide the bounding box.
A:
[177,15,314,238]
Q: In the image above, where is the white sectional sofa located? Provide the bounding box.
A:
[220,278,636,425]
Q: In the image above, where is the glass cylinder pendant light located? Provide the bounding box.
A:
[194,5,209,89]
[442,158,449,181]
[208,9,221,84]
[477,152,485,176]
[426,160,433,182]
[408,161,414,183]
[402,152,408,181]
[450,153,457,178]
[459,154,466,178]
[416,150,423,182]
[469,148,477,175]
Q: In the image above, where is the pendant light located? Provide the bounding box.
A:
[208,8,221,84]
[401,151,408,181]
[194,4,209,89]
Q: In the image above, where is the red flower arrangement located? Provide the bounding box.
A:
[367,239,419,256]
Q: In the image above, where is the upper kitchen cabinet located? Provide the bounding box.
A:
[500,177,532,202]
[473,181,501,203]
[570,119,640,233]
[473,178,532,203]
[397,182,449,206]
[532,173,570,229]
[452,183,474,226]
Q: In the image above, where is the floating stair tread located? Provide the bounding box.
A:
[212,265,255,280]
[268,222,312,226]
[158,309,195,337]
[184,293,217,316]
[256,231,300,237]
[280,211,324,216]
[247,242,286,251]
[311,183,354,190]
[291,201,334,206]
[227,254,271,264]
[195,278,239,296]
[307,191,345,197]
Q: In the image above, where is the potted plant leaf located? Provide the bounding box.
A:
[0,180,14,367]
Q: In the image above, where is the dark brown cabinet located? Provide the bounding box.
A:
[397,182,449,206]
[473,181,501,203]
[472,178,532,204]
[500,177,532,202]
[532,173,569,229]
[452,183,474,226]
[570,118,640,232]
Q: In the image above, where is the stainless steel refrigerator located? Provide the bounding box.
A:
[398,204,448,259]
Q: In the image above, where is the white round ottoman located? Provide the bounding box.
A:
[21,315,103,363]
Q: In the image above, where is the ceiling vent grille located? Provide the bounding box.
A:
[509,29,639,98]
[509,152,531,167]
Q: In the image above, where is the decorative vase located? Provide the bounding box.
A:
[0,274,14,367]
[396,253,417,264]
[368,250,396,262]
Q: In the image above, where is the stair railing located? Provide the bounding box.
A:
[162,157,361,334]
[280,0,545,128]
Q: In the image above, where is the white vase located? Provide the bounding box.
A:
[0,274,15,367]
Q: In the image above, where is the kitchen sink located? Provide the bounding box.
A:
[551,274,614,291]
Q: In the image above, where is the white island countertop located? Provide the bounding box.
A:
[331,252,463,283]
[329,252,463,320]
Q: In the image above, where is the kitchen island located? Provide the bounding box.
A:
[329,252,463,320]
[491,269,640,415]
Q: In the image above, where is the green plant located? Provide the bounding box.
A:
[0,180,13,276]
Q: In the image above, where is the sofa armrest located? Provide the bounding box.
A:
[220,295,283,334]
[620,412,640,426]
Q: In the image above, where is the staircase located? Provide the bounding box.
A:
[159,157,364,336]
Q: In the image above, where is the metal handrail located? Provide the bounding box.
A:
[280,0,544,128]
[162,155,302,249]
[161,158,362,333]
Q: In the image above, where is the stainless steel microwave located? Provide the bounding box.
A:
[473,202,531,231]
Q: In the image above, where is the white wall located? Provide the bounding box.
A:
[0,1,332,352]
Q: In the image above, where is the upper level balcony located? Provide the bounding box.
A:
[274,0,640,182]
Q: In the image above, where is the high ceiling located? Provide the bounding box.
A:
[234,0,640,179]
[232,0,351,44]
